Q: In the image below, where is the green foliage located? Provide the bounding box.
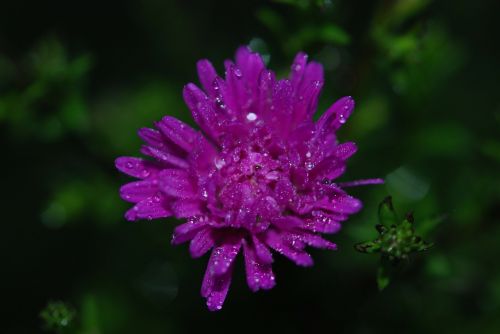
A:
[40,301,76,333]
[2,0,499,333]
[356,197,433,289]
[0,38,91,141]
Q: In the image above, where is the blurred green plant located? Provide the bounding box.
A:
[356,196,433,290]
[0,37,92,141]
[40,301,76,333]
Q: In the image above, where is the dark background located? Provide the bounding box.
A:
[1,0,499,333]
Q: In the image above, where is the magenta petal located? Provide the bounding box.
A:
[243,241,276,292]
[303,61,324,86]
[115,157,159,179]
[189,228,214,258]
[311,156,346,180]
[289,52,308,89]
[138,128,165,149]
[183,83,219,139]
[235,46,265,94]
[303,213,343,234]
[140,145,189,169]
[317,96,355,133]
[274,178,297,207]
[334,142,358,160]
[171,199,202,218]
[172,217,208,245]
[265,230,314,267]
[120,180,159,203]
[188,134,218,175]
[197,59,218,96]
[338,178,385,187]
[156,116,198,152]
[300,233,337,250]
[315,195,362,214]
[271,216,304,230]
[124,196,171,221]
[201,250,235,311]
[159,169,197,199]
[209,240,242,276]
[252,235,273,264]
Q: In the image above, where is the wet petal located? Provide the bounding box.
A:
[172,217,209,245]
[120,180,159,203]
[209,240,242,276]
[201,250,235,311]
[140,145,189,169]
[183,83,219,139]
[316,96,355,133]
[190,228,214,258]
[159,169,197,199]
[124,196,171,221]
[156,116,198,152]
[115,157,160,179]
[264,230,313,267]
[243,241,276,292]
[252,235,273,264]
[171,199,202,218]
[197,59,218,96]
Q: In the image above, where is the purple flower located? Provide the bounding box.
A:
[116,46,383,311]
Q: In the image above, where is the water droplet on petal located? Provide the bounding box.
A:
[234,68,242,78]
[246,112,257,121]
[215,158,226,170]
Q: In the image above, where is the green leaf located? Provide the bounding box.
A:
[378,196,398,226]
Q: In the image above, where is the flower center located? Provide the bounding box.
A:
[209,143,284,232]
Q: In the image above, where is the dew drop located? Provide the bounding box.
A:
[305,151,312,158]
[215,158,226,170]
[234,68,243,78]
[246,112,257,121]
[126,162,134,169]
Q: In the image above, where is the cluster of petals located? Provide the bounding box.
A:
[116,46,383,310]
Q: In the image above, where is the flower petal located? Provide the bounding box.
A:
[159,169,197,199]
[300,233,337,250]
[172,217,208,245]
[334,142,357,160]
[140,145,189,169]
[171,199,202,218]
[189,227,215,258]
[201,249,235,311]
[209,240,242,276]
[314,195,362,214]
[264,230,313,267]
[183,83,219,139]
[156,116,198,152]
[243,241,276,292]
[124,196,171,221]
[197,59,218,97]
[316,96,355,133]
[120,180,159,203]
[115,157,159,179]
[252,235,273,264]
